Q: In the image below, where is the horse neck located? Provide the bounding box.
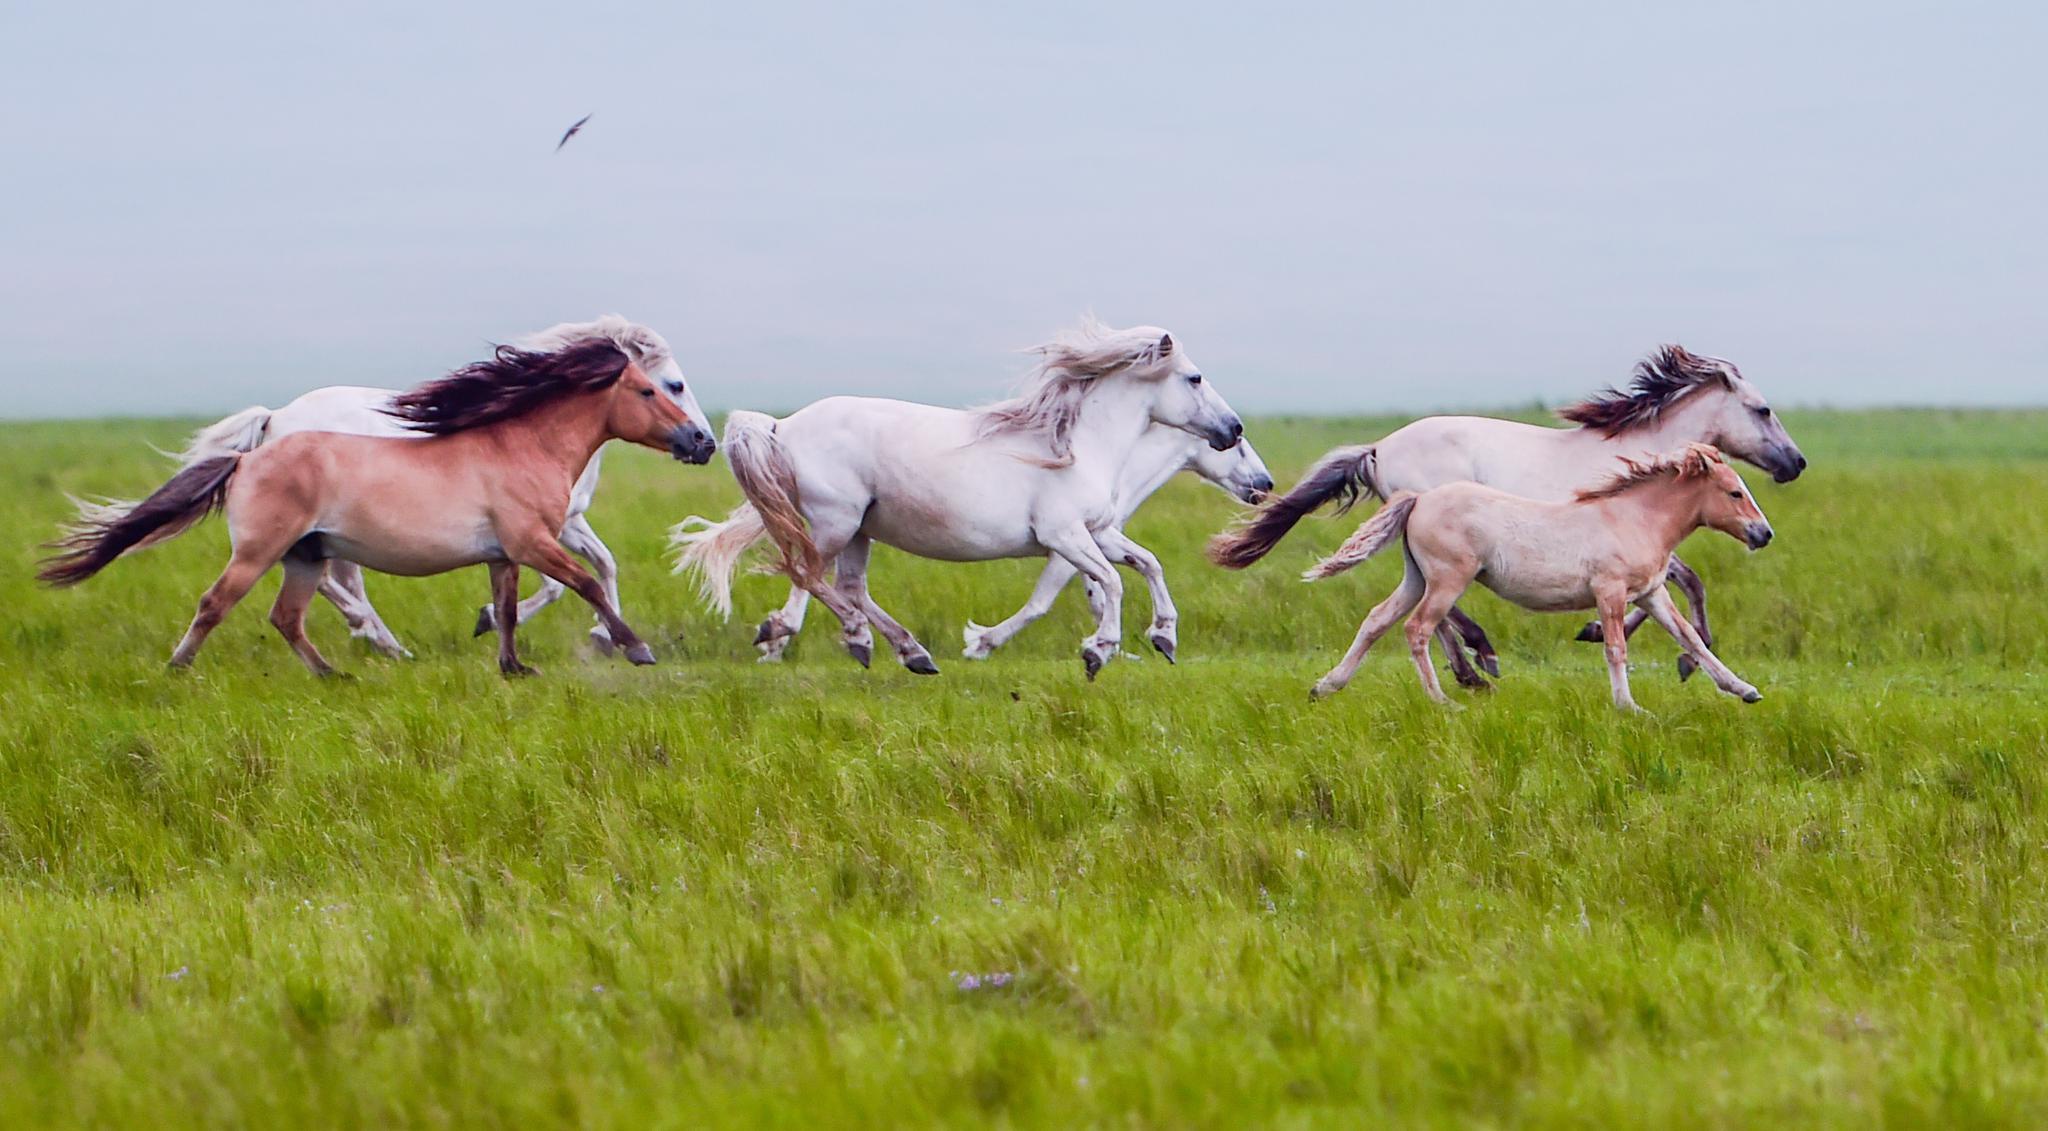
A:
[1589,476,1704,557]
[487,389,614,484]
[1611,392,1722,455]
[1119,429,1200,504]
[1065,379,1161,474]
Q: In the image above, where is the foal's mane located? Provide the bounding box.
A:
[977,317,1175,466]
[385,338,631,435]
[1575,443,1726,501]
[1556,345,1738,436]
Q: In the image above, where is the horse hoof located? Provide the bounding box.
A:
[1677,655,1698,682]
[499,661,539,678]
[753,620,776,646]
[1149,635,1177,665]
[624,643,656,666]
[1574,622,1604,643]
[1741,688,1762,704]
[1478,654,1501,678]
[905,654,940,676]
[1309,680,1337,700]
[1082,648,1105,682]
[473,608,494,638]
[848,642,872,669]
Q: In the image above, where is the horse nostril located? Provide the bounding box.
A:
[1796,455,1808,470]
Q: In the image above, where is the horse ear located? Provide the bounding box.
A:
[1157,334,1174,357]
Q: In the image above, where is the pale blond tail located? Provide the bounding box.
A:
[1304,492,1418,580]
[177,405,273,465]
[669,504,768,620]
[718,411,824,589]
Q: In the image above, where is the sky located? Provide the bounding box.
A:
[1,1,2042,418]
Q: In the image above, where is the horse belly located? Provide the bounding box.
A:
[317,517,502,577]
[1476,556,1596,613]
[860,502,1039,561]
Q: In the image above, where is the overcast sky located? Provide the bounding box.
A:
[2,1,2042,418]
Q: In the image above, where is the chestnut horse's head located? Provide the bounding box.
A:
[607,356,716,464]
[1694,448,1774,550]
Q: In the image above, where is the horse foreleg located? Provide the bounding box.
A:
[1313,555,1424,699]
[321,560,411,659]
[1593,585,1640,712]
[505,530,654,666]
[1093,529,1178,663]
[834,536,937,674]
[1404,578,1469,706]
[1436,616,1489,690]
[1039,523,1123,681]
[269,557,339,676]
[964,556,1076,660]
[558,515,621,653]
[755,585,813,662]
[1666,554,1710,682]
[1639,588,1759,703]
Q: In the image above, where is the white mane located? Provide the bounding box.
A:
[977,316,1176,465]
[515,314,674,371]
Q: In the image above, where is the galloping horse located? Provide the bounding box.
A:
[40,339,716,675]
[714,427,1273,664]
[1216,444,1772,711]
[171,316,702,657]
[673,319,1245,679]
[1208,345,1805,685]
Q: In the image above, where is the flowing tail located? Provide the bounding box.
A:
[38,455,241,586]
[670,411,821,617]
[1207,444,1379,569]
[1303,492,1418,580]
[668,504,768,620]
[177,405,273,465]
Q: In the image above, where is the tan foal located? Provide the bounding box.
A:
[1219,443,1773,711]
[41,338,715,676]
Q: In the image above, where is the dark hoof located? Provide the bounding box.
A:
[1453,669,1491,691]
[1082,648,1105,682]
[1478,653,1501,678]
[848,642,872,669]
[499,661,539,678]
[1741,688,1762,704]
[1678,655,1698,682]
[1574,622,1604,643]
[624,643,656,666]
[905,654,940,676]
[473,607,494,637]
[1150,636,1176,665]
[753,619,778,646]
[319,669,355,681]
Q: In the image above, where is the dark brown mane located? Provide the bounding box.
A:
[1575,443,1724,501]
[385,339,631,435]
[1556,345,1736,436]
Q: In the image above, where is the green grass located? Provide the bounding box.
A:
[2,410,2046,1127]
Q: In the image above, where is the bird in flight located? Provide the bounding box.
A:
[556,113,593,152]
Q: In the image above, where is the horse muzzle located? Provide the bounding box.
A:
[669,425,717,465]
[1204,416,1245,452]
[1239,473,1275,504]
[1769,446,1808,483]
[1744,522,1774,550]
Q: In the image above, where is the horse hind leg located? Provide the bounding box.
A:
[1404,576,1472,706]
[1445,604,1501,678]
[1312,553,1424,699]
[322,559,411,659]
[170,550,278,669]
[755,585,814,662]
[488,560,537,676]
[834,536,936,674]
[269,554,340,677]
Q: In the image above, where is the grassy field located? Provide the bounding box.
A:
[2,409,2046,1127]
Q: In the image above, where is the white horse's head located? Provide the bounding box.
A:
[1126,325,1245,452]
[1559,345,1806,483]
[1191,435,1274,503]
[984,319,1244,463]
[517,315,714,461]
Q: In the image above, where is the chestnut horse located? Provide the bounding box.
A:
[1212,444,1772,711]
[39,339,716,675]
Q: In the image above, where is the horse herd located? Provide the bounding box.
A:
[38,315,1808,711]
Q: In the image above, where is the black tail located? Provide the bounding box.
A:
[1207,444,1378,569]
[38,455,240,586]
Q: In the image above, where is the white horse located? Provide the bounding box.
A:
[1209,345,1806,686]
[673,319,1245,679]
[174,316,707,657]
[733,428,1273,664]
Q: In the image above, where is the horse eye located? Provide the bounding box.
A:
[1755,405,1772,417]
[638,387,656,398]
[1187,373,1203,385]
[665,380,685,396]
[1728,490,1743,499]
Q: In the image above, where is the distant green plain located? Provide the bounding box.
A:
[2,410,2045,1127]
